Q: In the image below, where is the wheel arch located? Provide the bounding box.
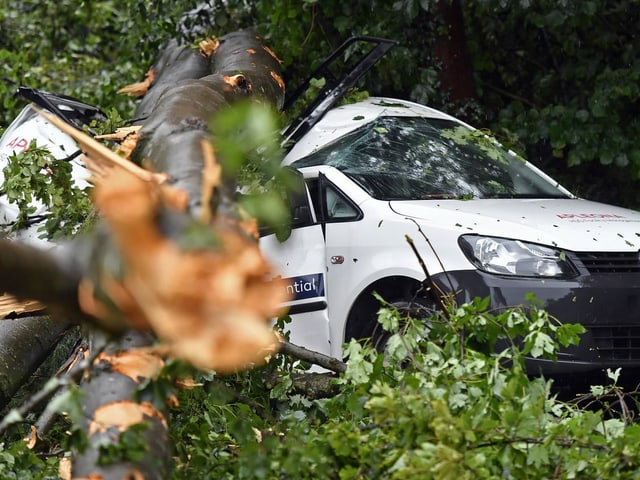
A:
[343,275,426,342]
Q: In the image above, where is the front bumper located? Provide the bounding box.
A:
[431,269,640,379]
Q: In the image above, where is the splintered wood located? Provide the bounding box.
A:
[33,98,288,373]
[82,164,289,372]
[0,294,45,318]
[117,68,156,97]
[33,107,166,185]
[199,37,220,57]
[87,400,166,436]
[35,108,189,212]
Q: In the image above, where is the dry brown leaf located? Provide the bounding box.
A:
[199,37,220,57]
[88,400,166,436]
[118,68,155,97]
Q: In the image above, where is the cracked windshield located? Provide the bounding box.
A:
[292,116,570,200]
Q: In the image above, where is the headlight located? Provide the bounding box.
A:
[459,235,577,278]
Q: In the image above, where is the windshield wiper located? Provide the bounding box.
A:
[487,193,570,199]
[418,193,459,200]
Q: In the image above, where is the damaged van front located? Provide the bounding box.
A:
[260,96,640,377]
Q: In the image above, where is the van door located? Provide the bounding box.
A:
[311,171,366,356]
[259,170,331,356]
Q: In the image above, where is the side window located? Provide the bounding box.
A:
[289,183,314,228]
[305,174,361,223]
[325,185,359,220]
[257,169,313,238]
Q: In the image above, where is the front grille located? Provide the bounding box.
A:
[574,251,640,273]
[590,325,640,361]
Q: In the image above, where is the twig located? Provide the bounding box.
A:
[404,234,450,320]
[279,340,347,373]
[35,339,90,437]
[31,106,167,184]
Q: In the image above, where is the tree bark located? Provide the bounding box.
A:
[132,29,284,216]
[71,331,170,480]
[69,29,286,479]
[0,316,73,410]
[433,0,476,102]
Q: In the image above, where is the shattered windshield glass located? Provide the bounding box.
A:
[290,117,569,201]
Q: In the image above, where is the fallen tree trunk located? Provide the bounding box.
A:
[131,39,212,120]
[0,316,73,410]
[0,27,345,479]
[71,330,171,480]
[131,29,284,216]
[67,29,286,479]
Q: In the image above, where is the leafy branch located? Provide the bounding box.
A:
[1,141,93,240]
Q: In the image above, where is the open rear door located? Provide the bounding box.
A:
[281,36,397,149]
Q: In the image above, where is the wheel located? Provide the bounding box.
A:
[370,297,438,352]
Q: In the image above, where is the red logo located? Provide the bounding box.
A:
[556,213,625,219]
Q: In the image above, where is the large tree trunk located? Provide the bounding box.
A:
[72,29,286,479]
[0,28,287,479]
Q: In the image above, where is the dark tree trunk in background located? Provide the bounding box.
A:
[433,0,476,102]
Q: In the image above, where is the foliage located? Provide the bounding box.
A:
[461,0,640,206]
[2,1,640,478]
[163,299,640,479]
[0,1,137,126]
[209,100,298,240]
[8,291,636,478]
[243,0,640,207]
[3,0,639,206]
[0,141,93,239]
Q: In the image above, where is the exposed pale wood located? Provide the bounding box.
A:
[0,294,45,318]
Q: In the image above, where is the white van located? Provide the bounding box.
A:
[260,96,640,376]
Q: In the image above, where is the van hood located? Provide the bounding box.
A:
[389,198,640,252]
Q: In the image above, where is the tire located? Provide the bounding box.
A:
[370,297,437,352]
